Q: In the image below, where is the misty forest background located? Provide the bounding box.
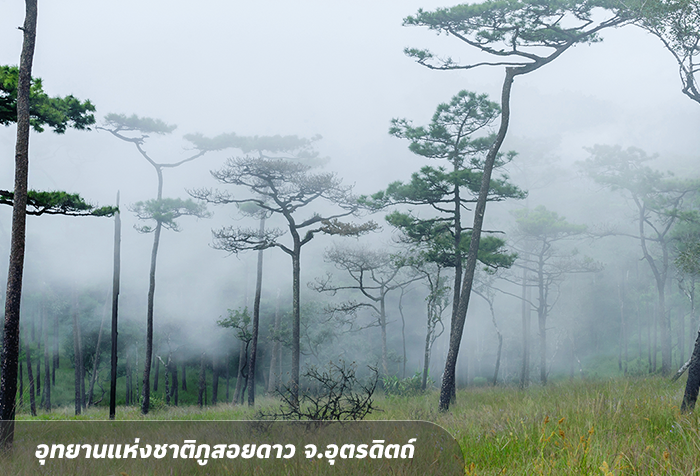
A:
[2,0,700,416]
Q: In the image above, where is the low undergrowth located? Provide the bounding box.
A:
[14,375,700,474]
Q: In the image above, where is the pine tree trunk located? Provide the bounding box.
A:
[267,290,281,394]
[88,301,107,407]
[109,192,120,420]
[170,359,178,406]
[52,310,58,385]
[18,360,23,413]
[142,220,162,415]
[212,355,219,406]
[248,217,265,407]
[42,314,50,411]
[0,0,37,449]
[125,350,132,406]
[198,352,206,408]
[422,324,432,391]
[153,349,160,393]
[290,247,301,407]
[439,67,515,412]
[72,296,83,416]
[225,351,231,401]
[380,295,388,377]
[233,342,246,404]
[520,269,530,389]
[25,335,36,416]
[399,289,407,379]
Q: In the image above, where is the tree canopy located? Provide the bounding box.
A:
[627,0,700,104]
[0,65,95,133]
[404,0,632,72]
[0,190,117,217]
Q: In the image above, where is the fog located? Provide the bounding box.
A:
[2,1,700,402]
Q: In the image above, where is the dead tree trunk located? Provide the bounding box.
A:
[109,192,121,420]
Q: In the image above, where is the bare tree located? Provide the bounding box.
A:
[312,246,419,377]
[193,156,376,406]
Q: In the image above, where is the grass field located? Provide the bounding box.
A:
[12,375,700,474]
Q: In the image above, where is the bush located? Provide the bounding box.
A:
[260,360,378,421]
[382,371,426,397]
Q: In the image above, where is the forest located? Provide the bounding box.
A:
[2,0,700,474]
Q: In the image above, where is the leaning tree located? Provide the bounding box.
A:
[403,0,632,411]
[99,113,239,414]
[192,155,376,406]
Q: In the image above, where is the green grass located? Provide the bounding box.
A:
[12,375,700,474]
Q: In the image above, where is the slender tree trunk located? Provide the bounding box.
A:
[212,354,219,406]
[658,283,671,375]
[42,308,50,411]
[142,220,162,414]
[268,290,281,394]
[422,320,433,391]
[25,345,38,416]
[18,359,23,413]
[153,347,160,393]
[291,247,301,407]
[72,295,83,416]
[126,349,132,406]
[35,356,40,397]
[233,342,246,404]
[163,356,171,406]
[248,217,265,407]
[88,300,107,407]
[109,192,120,419]
[182,360,187,391]
[25,333,36,416]
[647,303,652,372]
[198,352,205,408]
[0,0,37,449]
[537,258,548,385]
[520,269,530,389]
[400,291,408,380]
[489,302,503,386]
[653,307,658,372]
[618,281,624,373]
[52,309,58,385]
[225,351,230,401]
[170,358,178,406]
[439,67,515,412]
[679,311,685,370]
[380,294,388,377]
